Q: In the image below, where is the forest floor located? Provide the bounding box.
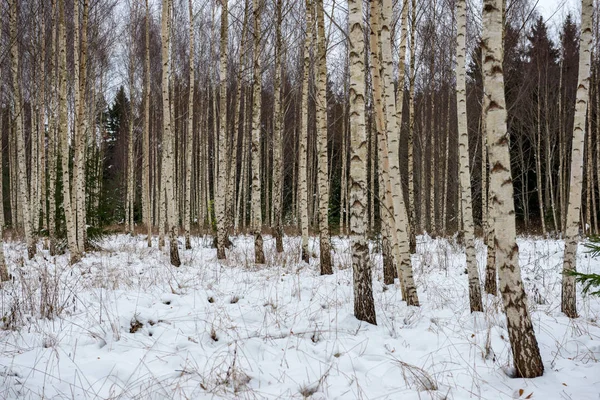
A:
[0,233,599,399]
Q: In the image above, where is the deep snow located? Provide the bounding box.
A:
[0,234,599,399]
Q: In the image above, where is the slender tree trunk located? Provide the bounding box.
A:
[251,0,265,264]
[78,0,89,249]
[596,67,600,236]
[0,21,6,281]
[0,101,4,232]
[379,0,418,305]
[370,0,396,285]
[559,59,566,233]
[535,75,546,234]
[562,0,593,318]
[298,0,313,263]
[48,0,58,255]
[184,0,196,250]
[144,0,152,247]
[161,0,181,267]
[58,0,79,263]
[214,0,229,259]
[10,0,35,259]
[32,12,46,234]
[482,0,544,377]
[272,0,284,253]
[315,0,332,274]
[74,0,88,252]
[407,0,417,251]
[585,99,593,234]
[456,0,483,312]
[229,0,249,237]
[483,109,497,294]
[340,95,348,236]
[349,0,376,325]
[235,91,249,233]
[127,12,135,236]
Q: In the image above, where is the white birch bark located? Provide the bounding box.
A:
[379,0,419,305]
[482,0,544,377]
[272,0,284,253]
[161,0,181,267]
[316,0,332,274]
[48,0,58,255]
[561,0,594,319]
[185,0,195,250]
[349,0,376,324]
[144,0,152,247]
[215,0,229,259]
[251,0,265,264]
[10,0,35,259]
[456,0,483,312]
[298,0,313,264]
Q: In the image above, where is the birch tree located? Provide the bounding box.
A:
[215,0,229,259]
[298,0,313,264]
[161,0,181,267]
[349,0,376,325]
[379,0,419,305]
[144,0,152,247]
[482,0,544,377]
[184,0,195,250]
[0,20,7,281]
[272,0,284,253]
[561,0,594,318]
[315,0,332,274]
[48,0,58,256]
[251,0,266,264]
[10,0,35,260]
[456,0,483,312]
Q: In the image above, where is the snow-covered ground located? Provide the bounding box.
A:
[0,234,599,399]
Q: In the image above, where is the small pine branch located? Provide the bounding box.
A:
[583,235,600,258]
[565,270,600,296]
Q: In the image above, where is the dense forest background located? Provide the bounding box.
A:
[0,0,598,242]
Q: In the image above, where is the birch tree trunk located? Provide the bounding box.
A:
[482,109,497,294]
[10,0,35,259]
[535,78,546,234]
[369,0,396,285]
[0,97,3,232]
[585,99,593,234]
[349,0,376,325]
[407,0,418,252]
[380,0,418,305]
[144,0,152,247]
[456,0,483,312]
[316,0,332,274]
[298,0,313,264]
[272,0,284,253]
[161,0,181,267]
[79,0,89,249]
[127,10,135,236]
[48,0,58,255]
[0,218,6,281]
[482,0,544,377]
[32,11,46,234]
[184,0,195,250]
[0,22,6,281]
[74,0,88,252]
[58,0,79,262]
[215,0,229,259]
[561,0,594,319]
[252,0,266,264]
